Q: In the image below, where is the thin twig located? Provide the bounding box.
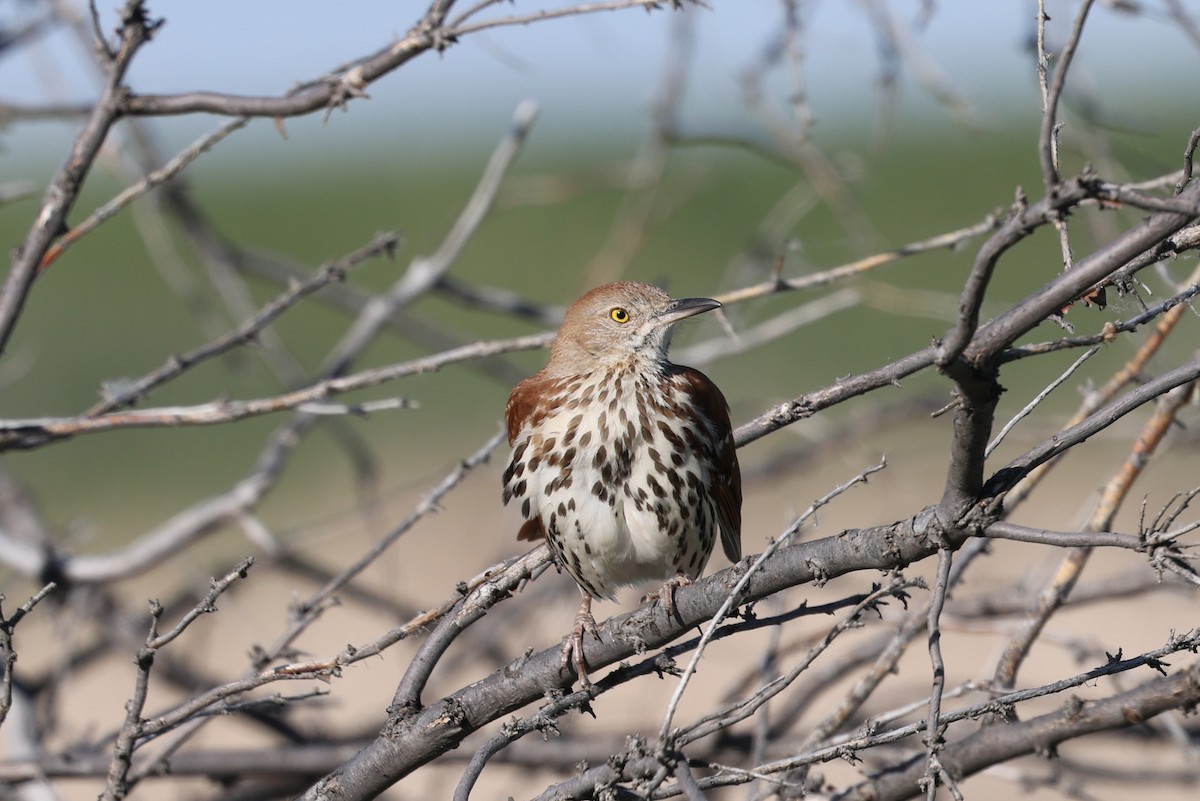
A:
[985,346,1099,457]
[0,333,548,450]
[657,458,887,744]
[99,558,253,801]
[36,118,250,273]
[0,0,156,355]
[991,374,1199,691]
[686,631,1200,795]
[86,231,401,417]
[676,577,922,748]
[1038,0,1095,193]
[0,583,57,728]
[920,548,953,801]
[321,99,539,379]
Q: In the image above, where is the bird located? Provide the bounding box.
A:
[502,281,741,686]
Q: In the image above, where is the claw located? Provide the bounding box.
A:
[562,595,599,688]
[641,573,693,621]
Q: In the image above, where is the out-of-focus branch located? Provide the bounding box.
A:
[87,232,401,418]
[0,392,418,440]
[0,100,93,122]
[35,118,249,272]
[0,583,56,729]
[0,300,550,454]
[0,0,156,356]
[991,374,1200,692]
[321,99,539,379]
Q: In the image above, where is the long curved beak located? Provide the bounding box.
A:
[654,296,721,328]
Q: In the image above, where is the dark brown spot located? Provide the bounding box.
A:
[562,415,583,447]
[658,420,683,445]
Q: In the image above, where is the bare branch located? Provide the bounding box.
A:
[0,0,157,355]
[321,99,539,379]
[985,346,1099,457]
[0,332,547,452]
[657,458,887,744]
[0,583,57,728]
[1037,0,1094,194]
[89,232,401,417]
[36,118,249,272]
[99,558,253,801]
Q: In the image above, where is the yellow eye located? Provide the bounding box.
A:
[610,307,630,323]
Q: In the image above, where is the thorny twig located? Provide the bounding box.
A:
[99,558,253,801]
[657,458,888,744]
[0,583,56,729]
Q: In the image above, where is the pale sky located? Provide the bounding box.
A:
[3,1,1197,163]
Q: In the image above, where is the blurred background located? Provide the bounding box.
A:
[1,2,1199,798]
[2,0,1195,548]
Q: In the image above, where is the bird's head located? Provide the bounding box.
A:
[547,281,721,375]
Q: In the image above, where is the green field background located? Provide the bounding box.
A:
[1,110,1195,562]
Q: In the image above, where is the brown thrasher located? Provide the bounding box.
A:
[503,281,741,686]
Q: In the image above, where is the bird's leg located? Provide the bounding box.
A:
[563,594,600,687]
[642,573,693,622]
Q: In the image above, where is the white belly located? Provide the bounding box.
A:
[505,371,718,599]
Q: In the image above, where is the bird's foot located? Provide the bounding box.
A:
[641,573,693,621]
[562,596,600,688]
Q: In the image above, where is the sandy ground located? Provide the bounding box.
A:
[2,431,1197,800]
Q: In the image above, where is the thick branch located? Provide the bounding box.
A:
[835,662,1200,801]
[298,510,959,800]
